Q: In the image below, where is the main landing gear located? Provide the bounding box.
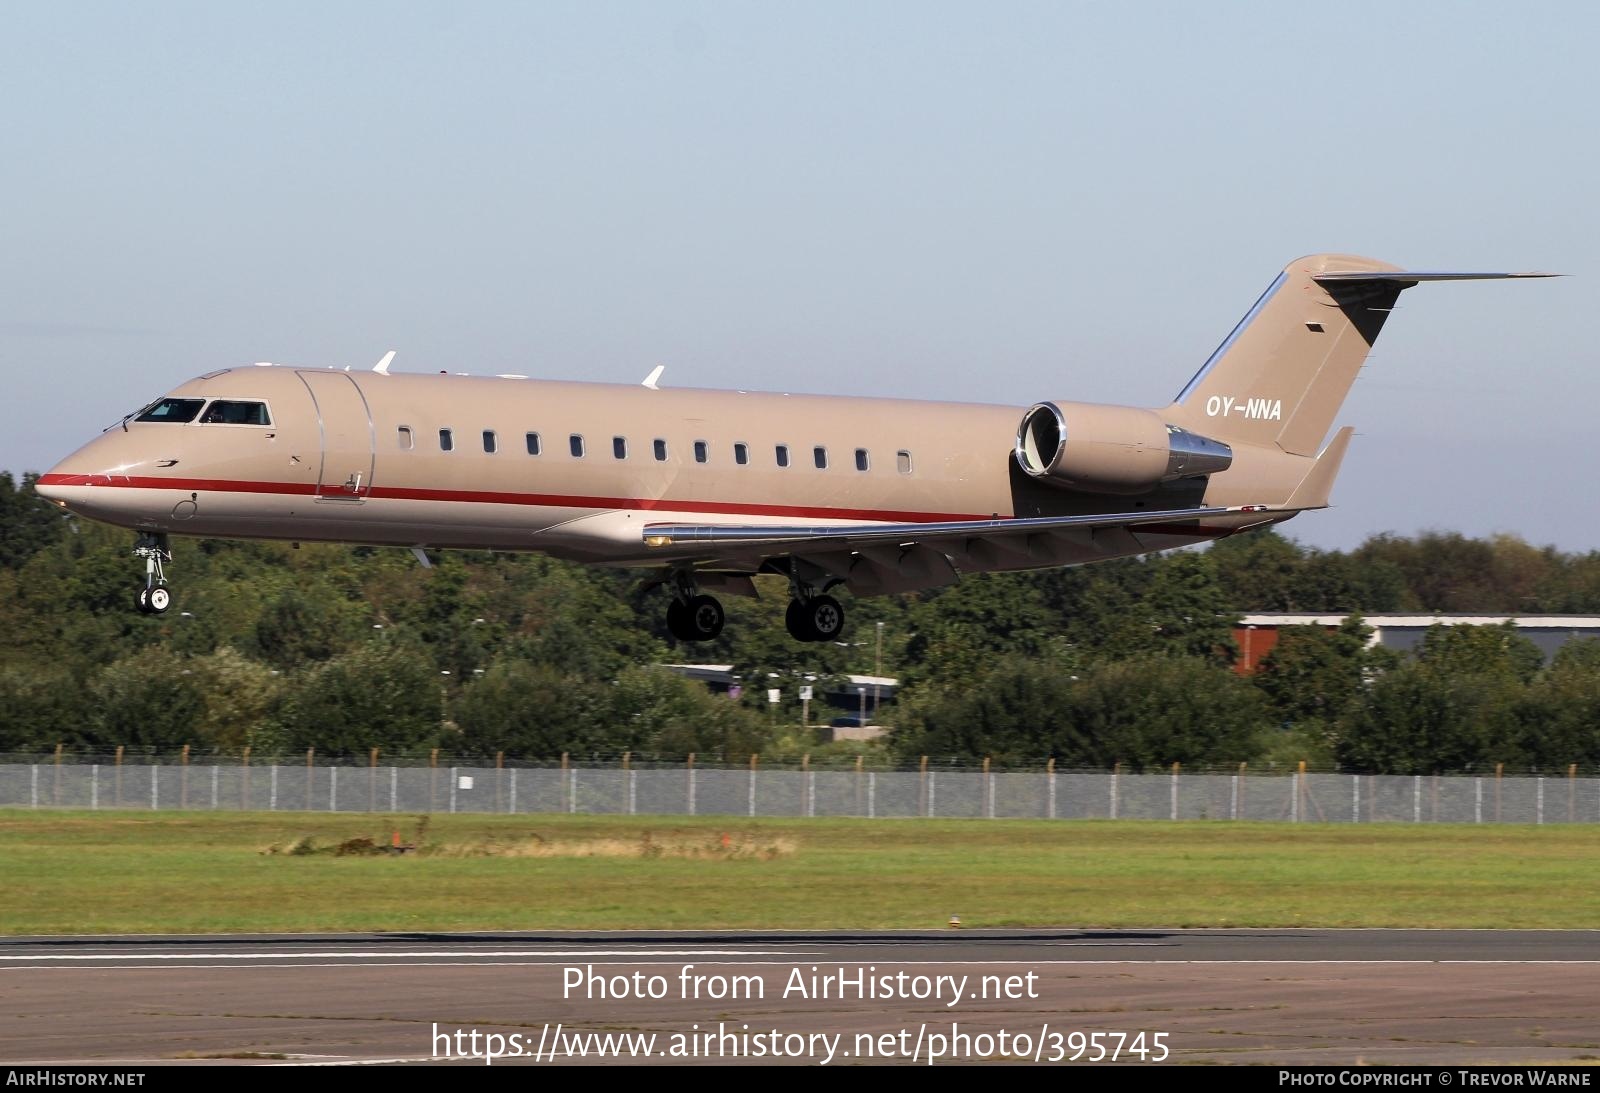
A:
[665,571,725,643]
[133,532,173,615]
[784,560,846,643]
[785,593,845,642]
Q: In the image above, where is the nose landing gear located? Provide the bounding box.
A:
[133,532,172,615]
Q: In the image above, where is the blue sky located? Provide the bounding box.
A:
[2,2,1591,550]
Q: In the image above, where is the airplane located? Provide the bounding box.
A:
[34,254,1549,643]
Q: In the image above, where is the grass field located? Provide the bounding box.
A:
[3,809,1599,935]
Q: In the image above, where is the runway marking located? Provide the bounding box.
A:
[0,949,807,962]
[6,958,1600,972]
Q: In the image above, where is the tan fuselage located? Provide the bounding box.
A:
[39,365,1303,580]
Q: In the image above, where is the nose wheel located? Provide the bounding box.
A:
[133,533,173,615]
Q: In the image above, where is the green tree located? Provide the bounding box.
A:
[88,648,210,752]
[0,472,65,568]
[269,639,443,756]
[1254,616,1394,726]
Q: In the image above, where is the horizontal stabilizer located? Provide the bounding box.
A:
[1314,270,1558,283]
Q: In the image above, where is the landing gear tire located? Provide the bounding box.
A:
[667,594,724,642]
[785,600,812,642]
[147,586,171,614]
[788,595,845,642]
[136,587,151,614]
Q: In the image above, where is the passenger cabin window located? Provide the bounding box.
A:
[136,398,205,424]
[201,400,271,426]
[897,449,913,475]
[397,426,413,450]
[775,444,790,468]
[482,430,497,454]
[613,436,627,460]
[570,434,585,458]
[854,448,870,472]
[439,428,454,452]
[813,446,828,470]
[526,432,541,456]
[694,440,709,464]
[653,438,668,461]
[734,442,749,466]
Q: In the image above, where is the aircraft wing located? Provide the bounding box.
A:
[641,504,1280,551]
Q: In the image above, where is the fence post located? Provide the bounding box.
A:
[748,753,758,818]
[802,754,812,818]
[270,761,278,812]
[1238,761,1247,820]
[687,753,696,816]
[371,748,380,813]
[241,746,250,811]
[1474,776,1482,824]
[91,764,98,811]
[1171,761,1181,821]
[868,769,876,819]
[114,745,124,807]
[53,743,63,806]
[624,752,634,816]
[855,755,864,817]
[1353,772,1360,824]
[180,744,190,809]
[1047,757,1056,821]
[30,764,37,809]
[150,763,157,810]
[508,766,517,814]
[305,748,314,812]
[919,755,928,818]
[211,764,218,810]
[450,766,458,814]
[560,752,571,814]
[1110,761,1120,820]
[390,765,398,813]
[1495,762,1503,822]
[430,748,439,813]
[1537,776,1544,825]
[1412,775,1421,823]
[983,756,992,819]
[330,766,338,812]
[1569,764,1578,823]
[495,751,504,814]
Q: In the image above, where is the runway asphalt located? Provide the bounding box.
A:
[3,929,1599,1066]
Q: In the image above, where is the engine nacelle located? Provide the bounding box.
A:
[1014,401,1233,494]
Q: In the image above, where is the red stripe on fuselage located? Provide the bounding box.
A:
[34,473,996,524]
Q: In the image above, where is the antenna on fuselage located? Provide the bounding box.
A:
[641,364,665,389]
[373,350,397,375]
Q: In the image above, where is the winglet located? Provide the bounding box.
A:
[641,365,665,389]
[373,350,397,375]
[1284,426,1354,510]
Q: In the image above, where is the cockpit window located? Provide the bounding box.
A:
[135,398,205,423]
[200,400,272,426]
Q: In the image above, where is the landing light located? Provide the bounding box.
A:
[645,535,673,548]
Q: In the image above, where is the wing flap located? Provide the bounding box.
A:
[642,504,1277,551]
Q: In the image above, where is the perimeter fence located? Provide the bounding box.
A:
[1,755,1595,825]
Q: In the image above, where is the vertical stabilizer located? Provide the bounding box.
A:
[1164,254,1404,456]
